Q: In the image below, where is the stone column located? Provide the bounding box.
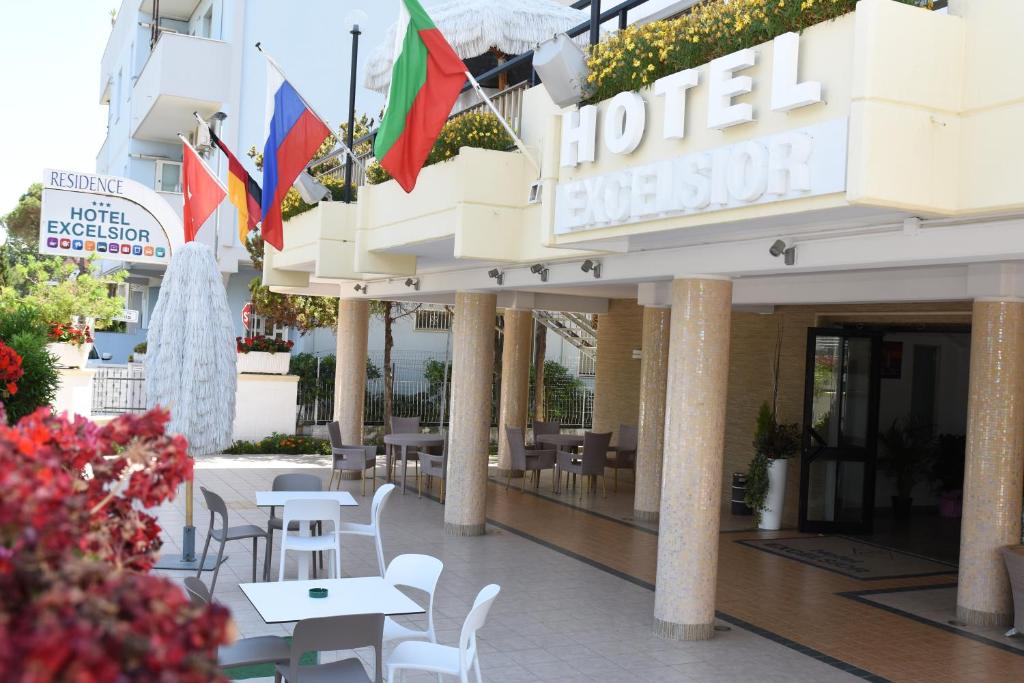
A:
[592,299,644,434]
[444,292,497,536]
[496,308,533,479]
[634,307,671,521]
[334,298,369,445]
[956,299,1024,626]
[654,278,732,641]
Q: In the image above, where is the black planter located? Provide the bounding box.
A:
[891,495,913,519]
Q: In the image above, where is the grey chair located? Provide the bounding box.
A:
[605,424,638,492]
[387,416,421,481]
[184,577,290,673]
[418,441,447,502]
[531,419,561,448]
[556,431,612,497]
[505,426,556,492]
[265,473,323,581]
[276,613,385,683]
[1002,545,1024,636]
[197,486,269,594]
[327,421,379,495]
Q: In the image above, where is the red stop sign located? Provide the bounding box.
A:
[241,302,253,331]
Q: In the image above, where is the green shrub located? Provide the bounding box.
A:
[133,341,147,354]
[0,305,59,423]
[366,111,515,185]
[222,433,331,456]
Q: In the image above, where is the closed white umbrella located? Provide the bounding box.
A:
[364,0,591,94]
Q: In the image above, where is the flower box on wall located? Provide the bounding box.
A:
[237,351,290,375]
[47,342,91,369]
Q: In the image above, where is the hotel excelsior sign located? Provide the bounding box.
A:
[554,32,848,235]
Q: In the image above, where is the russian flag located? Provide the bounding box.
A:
[261,63,330,251]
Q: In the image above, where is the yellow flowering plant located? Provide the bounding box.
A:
[585,0,931,103]
[366,111,515,185]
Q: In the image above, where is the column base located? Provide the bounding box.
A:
[633,509,659,522]
[956,604,1013,627]
[444,522,486,537]
[653,617,715,641]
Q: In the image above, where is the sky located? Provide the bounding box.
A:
[0,1,111,215]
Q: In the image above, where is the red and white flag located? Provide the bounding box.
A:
[180,135,227,242]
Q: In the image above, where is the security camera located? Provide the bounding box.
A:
[404,278,419,290]
[530,263,549,282]
[487,268,504,286]
[353,283,367,294]
[769,239,787,257]
[580,259,602,279]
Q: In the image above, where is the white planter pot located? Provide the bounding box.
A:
[237,351,290,375]
[47,342,92,369]
[759,458,789,531]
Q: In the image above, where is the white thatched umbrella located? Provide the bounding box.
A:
[364,0,591,94]
[146,241,237,569]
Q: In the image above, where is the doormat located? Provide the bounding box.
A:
[736,536,957,580]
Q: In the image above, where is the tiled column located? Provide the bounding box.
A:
[334,298,369,445]
[444,291,497,537]
[592,299,644,434]
[956,299,1024,626]
[634,307,671,521]
[496,308,533,478]
[654,278,732,641]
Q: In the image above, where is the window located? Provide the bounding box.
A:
[415,309,452,332]
[155,160,182,193]
[113,68,122,121]
[577,353,596,377]
[250,315,289,342]
[102,283,147,334]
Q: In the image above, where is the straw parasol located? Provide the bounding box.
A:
[364,0,591,94]
[146,241,237,569]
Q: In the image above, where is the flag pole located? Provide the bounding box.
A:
[463,70,540,174]
[255,42,365,175]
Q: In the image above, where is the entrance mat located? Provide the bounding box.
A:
[735,536,957,580]
[841,585,1024,656]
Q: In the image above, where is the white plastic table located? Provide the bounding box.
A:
[255,490,358,579]
[239,577,424,624]
[383,433,445,494]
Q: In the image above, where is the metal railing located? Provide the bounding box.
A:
[92,365,147,415]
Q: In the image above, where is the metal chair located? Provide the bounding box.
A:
[605,424,638,492]
[277,499,342,581]
[556,431,612,497]
[387,416,421,481]
[1001,545,1024,636]
[265,473,323,581]
[385,584,501,683]
[328,420,379,495]
[505,426,556,492]
[339,483,395,576]
[184,577,290,673]
[197,486,269,594]
[276,613,385,683]
[382,554,444,646]
[418,443,447,502]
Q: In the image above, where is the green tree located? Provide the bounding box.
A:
[371,301,421,432]
[0,252,126,328]
[0,304,60,423]
[1,183,42,248]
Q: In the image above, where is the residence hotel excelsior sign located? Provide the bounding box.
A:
[39,169,179,266]
[554,32,847,235]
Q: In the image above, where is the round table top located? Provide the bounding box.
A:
[535,434,585,447]
[383,433,445,446]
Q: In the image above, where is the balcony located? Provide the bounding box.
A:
[130,31,230,142]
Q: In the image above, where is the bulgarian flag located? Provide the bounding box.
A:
[374,0,467,193]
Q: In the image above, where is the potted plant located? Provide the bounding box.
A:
[745,401,801,530]
[236,334,294,374]
[930,433,966,518]
[45,321,93,368]
[130,340,148,364]
[877,417,933,520]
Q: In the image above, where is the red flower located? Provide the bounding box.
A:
[0,341,23,401]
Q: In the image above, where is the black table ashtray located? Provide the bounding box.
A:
[308,587,328,599]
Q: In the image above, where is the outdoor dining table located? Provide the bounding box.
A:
[255,490,358,580]
[383,433,445,495]
[534,433,585,450]
[239,577,424,624]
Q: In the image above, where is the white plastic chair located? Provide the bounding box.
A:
[385,584,501,683]
[339,483,395,576]
[382,554,444,646]
[278,499,342,582]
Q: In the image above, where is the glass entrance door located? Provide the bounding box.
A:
[799,329,881,534]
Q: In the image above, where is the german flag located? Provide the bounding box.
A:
[210,129,262,243]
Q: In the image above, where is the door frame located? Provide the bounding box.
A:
[798,328,883,534]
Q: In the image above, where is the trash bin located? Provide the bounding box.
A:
[731,472,753,516]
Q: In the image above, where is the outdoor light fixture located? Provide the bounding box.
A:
[353,283,367,294]
[580,259,602,279]
[487,268,505,286]
[404,277,420,291]
[769,239,796,266]
[530,263,549,282]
